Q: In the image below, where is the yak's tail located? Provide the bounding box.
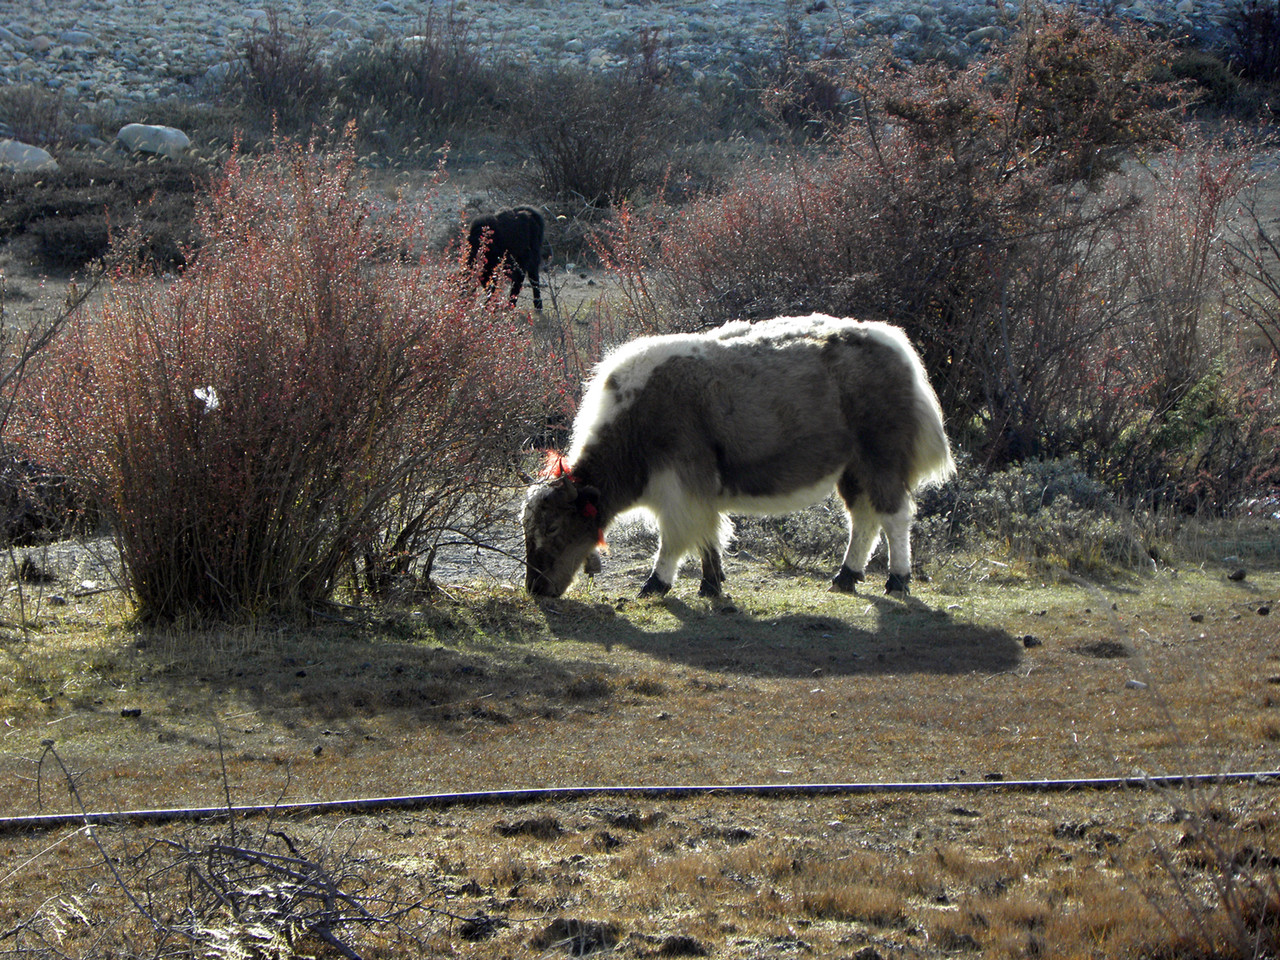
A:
[909,382,956,491]
[865,322,956,492]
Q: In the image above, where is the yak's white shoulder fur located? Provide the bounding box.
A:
[567,329,709,462]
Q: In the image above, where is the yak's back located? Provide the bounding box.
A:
[567,315,942,473]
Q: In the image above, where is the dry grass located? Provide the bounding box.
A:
[0,542,1278,958]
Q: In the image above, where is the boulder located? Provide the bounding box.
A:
[116,122,190,158]
[0,138,58,172]
[317,10,361,32]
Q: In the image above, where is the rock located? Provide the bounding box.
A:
[318,10,362,32]
[116,122,190,158]
[58,29,96,47]
[0,0,1242,124]
[966,25,1005,44]
[1228,567,1247,582]
[0,139,58,172]
[202,60,240,87]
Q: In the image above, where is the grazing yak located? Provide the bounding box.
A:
[466,206,545,310]
[522,314,955,599]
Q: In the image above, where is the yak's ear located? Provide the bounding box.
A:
[541,450,574,481]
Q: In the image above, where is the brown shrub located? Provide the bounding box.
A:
[13,135,551,621]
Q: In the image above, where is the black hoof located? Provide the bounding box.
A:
[829,566,865,593]
[698,578,723,598]
[885,572,911,595]
[639,574,671,598]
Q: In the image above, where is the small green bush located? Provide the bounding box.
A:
[230,10,330,129]
[28,216,110,270]
[1163,49,1240,105]
[916,458,1150,572]
[0,85,78,146]
[330,5,500,147]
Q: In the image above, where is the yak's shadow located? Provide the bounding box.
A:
[541,584,1023,678]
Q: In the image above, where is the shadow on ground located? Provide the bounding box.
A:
[540,587,1022,677]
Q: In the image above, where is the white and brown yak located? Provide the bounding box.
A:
[522,314,955,599]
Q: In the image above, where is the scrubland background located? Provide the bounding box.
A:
[1,2,1280,958]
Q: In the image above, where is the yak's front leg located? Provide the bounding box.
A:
[699,547,726,597]
[507,265,526,305]
[639,537,682,597]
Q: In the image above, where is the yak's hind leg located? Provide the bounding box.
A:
[830,488,881,594]
[879,498,915,594]
[699,547,726,598]
[527,262,543,310]
[831,467,915,596]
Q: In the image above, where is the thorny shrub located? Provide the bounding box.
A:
[508,63,690,208]
[13,135,551,621]
[1068,149,1280,512]
[602,8,1278,512]
[1226,0,1280,84]
[332,3,498,139]
[230,10,329,130]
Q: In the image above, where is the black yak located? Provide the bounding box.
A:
[466,206,545,310]
[522,314,955,598]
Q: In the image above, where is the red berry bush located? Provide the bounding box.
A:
[15,137,549,621]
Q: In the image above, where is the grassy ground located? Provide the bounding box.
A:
[0,537,1277,958]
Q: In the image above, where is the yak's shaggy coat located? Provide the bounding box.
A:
[523,314,955,598]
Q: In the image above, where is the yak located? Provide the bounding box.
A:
[466,206,545,310]
[522,314,955,599]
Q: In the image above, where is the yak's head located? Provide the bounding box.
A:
[522,471,604,597]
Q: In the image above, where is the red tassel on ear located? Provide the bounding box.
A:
[581,501,598,520]
[540,451,576,482]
